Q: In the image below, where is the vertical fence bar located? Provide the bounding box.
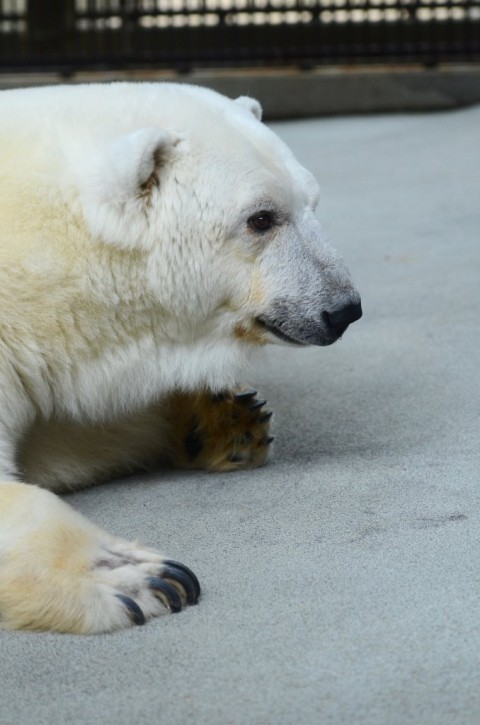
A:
[26,0,76,61]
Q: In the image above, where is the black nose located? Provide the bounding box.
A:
[323,301,363,333]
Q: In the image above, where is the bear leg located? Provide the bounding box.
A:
[0,482,200,633]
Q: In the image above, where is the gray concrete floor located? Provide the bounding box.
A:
[2,105,480,725]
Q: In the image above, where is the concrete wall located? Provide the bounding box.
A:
[1,65,479,118]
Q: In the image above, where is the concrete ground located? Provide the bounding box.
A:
[2,105,480,725]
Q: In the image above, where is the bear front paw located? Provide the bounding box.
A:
[167,388,274,472]
[0,484,200,633]
[88,545,201,628]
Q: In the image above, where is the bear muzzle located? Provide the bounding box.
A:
[256,298,362,346]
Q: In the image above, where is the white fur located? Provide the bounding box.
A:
[0,82,359,632]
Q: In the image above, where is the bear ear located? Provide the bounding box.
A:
[234,96,263,122]
[101,127,177,200]
[78,128,179,249]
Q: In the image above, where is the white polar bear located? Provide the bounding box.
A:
[0,83,361,633]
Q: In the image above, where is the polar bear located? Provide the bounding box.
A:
[0,83,361,633]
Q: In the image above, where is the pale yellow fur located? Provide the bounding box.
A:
[0,483,171,632]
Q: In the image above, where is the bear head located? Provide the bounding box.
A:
[75,83,361,349]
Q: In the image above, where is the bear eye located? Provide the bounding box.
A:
[248,211,275,233]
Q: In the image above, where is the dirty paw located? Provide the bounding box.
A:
[168,387,274,472]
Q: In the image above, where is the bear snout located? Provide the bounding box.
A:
[256,295,362,347]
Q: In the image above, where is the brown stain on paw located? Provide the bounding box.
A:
[165,388,273,472]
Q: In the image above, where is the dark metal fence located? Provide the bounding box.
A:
[1,0,479,71]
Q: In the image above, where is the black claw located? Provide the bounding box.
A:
[259,411,273,424]
[163,560,201,602]
[162,565,198,605]
[148,577,182,613]
[249,399,267,411]
[235,388,257,401]
[266,435,275,445]
[116,594,145,626]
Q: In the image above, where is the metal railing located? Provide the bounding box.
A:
[1,0,479,71]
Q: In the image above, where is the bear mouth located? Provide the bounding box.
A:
[255,318,308,346]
